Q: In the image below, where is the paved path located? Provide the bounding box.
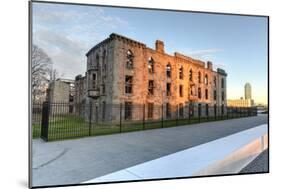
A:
[32,115,268,187]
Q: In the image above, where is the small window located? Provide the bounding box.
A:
[222,91,225,101]
[179,65,183,79]
[92,73,97,89]
[189,69,193,81]
[166,103,171,118]
[214,76,217,87]
[148,103,154,118]
[179,85,183,97]
[179,103,184,118]
[198,72,201,83]
[221,104,224,115]
[190,85,194,96]
[148,80,154,95]
[204,74,208,85]
[125,76,133,94]
[166,64,171,78]
[198,87,201,99]
[69,94,74,102]
[221,78,225,88]
[126,50,134,69]
[96,55,99,68]
[166,83,171,96]
[148,57,154,73]
[102,50,106,73]
[205,89,208,99]
[125,102,132,120]
[101,84,105,95]
[214,90,217,100]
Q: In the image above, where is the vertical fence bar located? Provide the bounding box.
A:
[143,104,145,130]
[89,102,92,136]
[161,104,164,128]
[221,105,223,120]
[120,103,122,133]
[198,105,201,123]
[40,101,50,141]
[218,105,220,120]
[207,105,209,121]
[214,105,217,120]
[189,104,191,124]
[225,106,227,119]
[176,104,179,126]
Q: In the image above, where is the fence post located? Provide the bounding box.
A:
[41,101,50,141]
[198,105,201,123]
[188,104,190,123]
[176,104,179,126]
[120,103,122,133]
[220,105,223,120]
[207,105,209,121]
[214,105,217,120]
[217,105,219,120]
[89,102,92,136]
[161,104,164,128]
[226,107,228,119]
[143,104,145,130]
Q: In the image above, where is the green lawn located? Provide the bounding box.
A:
[32,113,256,141]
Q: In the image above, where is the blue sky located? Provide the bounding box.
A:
[32,2,268,104]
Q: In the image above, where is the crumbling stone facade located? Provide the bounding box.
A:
[84,33,227,122]
[46,78,75,114]
[74,75,86,116]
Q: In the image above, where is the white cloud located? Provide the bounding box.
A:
[34,30,88,79]
[33,4,129,79]
[187,48,223,59]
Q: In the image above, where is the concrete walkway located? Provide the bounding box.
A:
[32,115,268,187]
[86,124,267,183]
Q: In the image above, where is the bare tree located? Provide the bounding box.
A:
[31,45,52,102]
[49,67,64,82]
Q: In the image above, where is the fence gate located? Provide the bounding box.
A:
[40,101,49,141]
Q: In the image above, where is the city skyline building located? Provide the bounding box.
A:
[245,83,252,100]
[227,82,254,107]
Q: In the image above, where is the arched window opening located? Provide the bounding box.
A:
[204,74,208,85]
[126,50,134,69]
[166,63,171,78]
[198,72,202,83]
[148,57,154,73]
[179,65,183,79]
[189,69,193,81]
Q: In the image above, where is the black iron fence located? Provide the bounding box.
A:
[32,102,257,141]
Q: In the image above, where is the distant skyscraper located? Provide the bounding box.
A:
[244,83,252,99]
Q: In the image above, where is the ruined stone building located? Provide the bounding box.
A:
[81,33,227,122]
[74,74,87,115]
[46,78,75,114]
